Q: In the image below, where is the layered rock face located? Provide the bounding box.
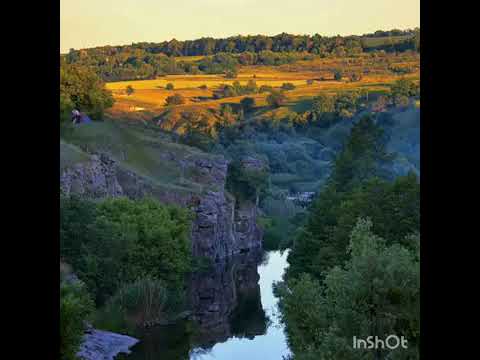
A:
[60,147,263,260]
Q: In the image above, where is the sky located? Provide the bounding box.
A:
[60,0,420,53]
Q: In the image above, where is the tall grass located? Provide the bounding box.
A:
[94,277,172,333]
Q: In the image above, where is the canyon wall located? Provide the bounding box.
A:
[60,146,263,260]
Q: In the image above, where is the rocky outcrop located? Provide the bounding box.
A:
[60,146,263,261]
[77,328,139,360]
[60,153,123,198]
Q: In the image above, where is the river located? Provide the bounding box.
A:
[122,250,291,360]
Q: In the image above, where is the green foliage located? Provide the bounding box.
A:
[179,115,215,152]
[214,80,258,99]
[225,68,238,78]
[95,197,192,285]
[126,85,135,96]
[95,277,173,332]
[390,78,419,99]
[60,62,114,121]
[65,29,417,81]
[308,94,336,127]
[331,115,391,191]
[227,160,270,203]
[60,195,192,305]
[60,281,94,360]
[278,219,420,360]
[166,83,175,90]
[259,85,274,93]
[240,97,256,113]
[267,90,288,108]
[334,69,343,81]
[286,116,420,280]
[281,82,296,91]
[334,91,360,119]
[165,93,185,106]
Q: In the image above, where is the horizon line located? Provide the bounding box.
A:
[61,26,419,54]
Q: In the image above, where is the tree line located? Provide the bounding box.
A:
[63,29,419,82]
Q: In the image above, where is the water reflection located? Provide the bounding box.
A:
[124,250,290,360]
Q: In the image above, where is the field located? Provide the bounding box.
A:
[105,52,420,123]
[361,35,413,48]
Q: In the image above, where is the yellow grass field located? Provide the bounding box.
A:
[105,54,419,121]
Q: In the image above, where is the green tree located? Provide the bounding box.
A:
[281,82,296,91]
[390,78,419,99]
[309,94,336,127]
[60,62,114,121]
[126,85,135,96]
[266,90,287,108]
[278,219,420,360]
[334,69,343,81]
[165,93,185,106]
[60,196,193,304]
[240,97,256,113]
[225,68,238,79]
[334,91,360,118]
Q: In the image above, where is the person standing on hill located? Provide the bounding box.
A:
[71,109,92,125]
[71,109,81,124]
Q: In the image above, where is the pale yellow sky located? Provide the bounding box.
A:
[60,0,420,53]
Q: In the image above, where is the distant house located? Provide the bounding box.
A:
[286,192,316,206]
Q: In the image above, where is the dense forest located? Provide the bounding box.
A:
[63,29,419,81]
[275,116,420,359]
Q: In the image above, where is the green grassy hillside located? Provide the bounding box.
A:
[60,120,226,194]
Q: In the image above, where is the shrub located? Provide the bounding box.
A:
[60,281,94,360]
[266,91,287,108]
[97,277,171,330]
[240,97,256,113]
[126,85,135,96]
[281,82,296,91]
[390,78,419,98]
[259,85,274,93]
[333,69,343,81]
[165,83,174,90]
[198,84,208,90]
[349,72,362,82]
[165,93,186,106]
[225,68,238,79]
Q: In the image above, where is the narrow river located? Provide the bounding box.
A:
[123,250,291,360]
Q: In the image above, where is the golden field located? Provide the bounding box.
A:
[105,53,420,121]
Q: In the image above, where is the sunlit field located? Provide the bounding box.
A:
[105,53,419,121]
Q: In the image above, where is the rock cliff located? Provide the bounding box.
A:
[60,141,263,260]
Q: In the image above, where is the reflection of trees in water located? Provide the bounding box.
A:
[125,249,268,359]
[189,248,268,348]
[121,321,192,360]
[230,289,271,339]
[190,346,213,359]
